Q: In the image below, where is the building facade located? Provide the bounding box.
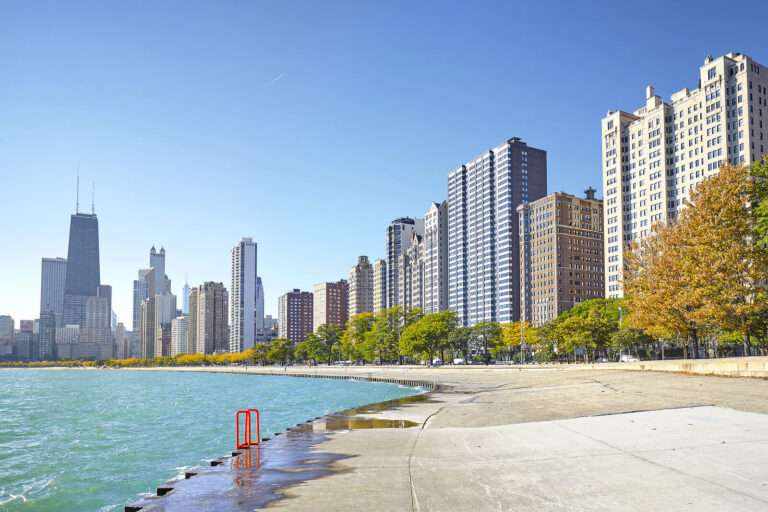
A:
[230,237,262,353]
[62,212,100,328]
[140,296,156,358]
[131,267,155,358]
[313,280,349,331]
[196,282,229,354]
[38,310,56,360]
[448,137,548,326]
[386,218,424,308]
[373,259,387,314]
[518,189,604,326]
[278,289,313,342]
[40,257,66,329]
[602,53,768,297]
[171,315,188,355]
[406,201,449,314]
[348,256,374,317]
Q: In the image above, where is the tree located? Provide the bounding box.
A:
[499,321,537,361]
[626,163,768,357]
[471,321,502,361]
[448,326,473,363]
[342,313,375,362]
[313,324,344,365]
[610,327,654,359]
[399,311,457,364]
[267,338,293,365]
[362,307,405,364]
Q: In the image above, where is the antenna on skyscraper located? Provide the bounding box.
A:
[91,181,95,214]
[76,167,80,213]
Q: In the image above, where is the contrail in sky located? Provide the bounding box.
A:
[264,73,285,87]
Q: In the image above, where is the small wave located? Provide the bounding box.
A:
[0,494,27,505]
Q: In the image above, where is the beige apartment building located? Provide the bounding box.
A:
[602,53,768,298]
[372,259,387,314]
[348,256,374,317]
[517,189,604,326]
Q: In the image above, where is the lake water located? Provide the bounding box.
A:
[0,369,423,511]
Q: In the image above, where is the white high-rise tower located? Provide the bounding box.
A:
[230,237,261,353]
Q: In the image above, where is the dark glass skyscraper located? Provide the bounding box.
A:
[62,213,101,327]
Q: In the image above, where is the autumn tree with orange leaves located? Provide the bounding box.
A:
[625,163,768,357]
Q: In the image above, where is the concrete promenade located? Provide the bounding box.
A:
[129,363,768,511]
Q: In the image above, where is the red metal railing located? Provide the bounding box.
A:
[236,409,260,449]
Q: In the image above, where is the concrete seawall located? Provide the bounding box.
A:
[565,355,768,378]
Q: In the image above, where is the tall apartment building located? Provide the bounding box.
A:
[373,259,387,314]
[518,189,604,326]
[414,201,449,314]
[140,296,156,358]
[190,282,229,354]
[313,280,349,331]
[348,256,374,317]
[131,267,155,357]
[448,137,547,326]
[278,289,313,342]
[62,212,100,328]
[40,257,66,329]
[602,53,768,297]
[171,315,188,355]
[230,237,263,353]
[386,217,424,308]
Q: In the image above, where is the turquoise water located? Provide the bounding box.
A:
[0,369,422,511]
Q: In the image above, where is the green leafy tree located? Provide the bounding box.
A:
[471,321,502,361]
[399,311,457,364]
[448,326,473,363]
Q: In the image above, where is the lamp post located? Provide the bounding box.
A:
[618,306,625,360]
[520,321,524,365]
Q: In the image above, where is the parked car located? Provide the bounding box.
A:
[620,354,639,362]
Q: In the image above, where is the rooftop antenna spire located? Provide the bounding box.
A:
[76,167,80,213]
[91,181,95,214]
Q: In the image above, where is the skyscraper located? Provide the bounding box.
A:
[230,237,261,353]
[278,289,313,342]
[62,213,100,327]
[349,256,374,317]
[601,53,768,298]
[149,246,171,294]
[40,257,66,328]
[132,267,155,357]
[447,137,547,326]
[386,217,424,308]
[255,277,265,330]
[140,297,155,358]
[185,282,228,355]
[313,280,349,331]
[38,310,56,361]
[182,277,190,315]
[171,315,189,355]
[373,259,387,314]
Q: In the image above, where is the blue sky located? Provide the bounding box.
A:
[1,0,767,328]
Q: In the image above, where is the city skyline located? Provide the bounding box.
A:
[1,1,766,326]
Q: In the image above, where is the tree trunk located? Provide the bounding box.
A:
[683,336,689,359]
[744,333,752,357]
[691,330,700,359]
